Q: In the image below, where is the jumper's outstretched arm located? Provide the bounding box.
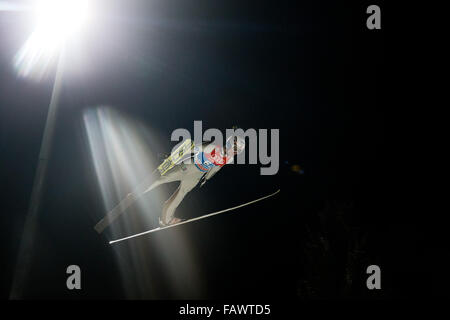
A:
[200,165,222,187]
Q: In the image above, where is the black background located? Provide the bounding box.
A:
[0,0,436,302]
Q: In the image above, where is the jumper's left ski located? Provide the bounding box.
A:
[109,189,280,245]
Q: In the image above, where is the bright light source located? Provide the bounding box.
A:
[14,0,91,79]
[35,0,89,41]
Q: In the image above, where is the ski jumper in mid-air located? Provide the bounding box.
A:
[94,135,246,233]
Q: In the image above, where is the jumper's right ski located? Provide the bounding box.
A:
[109,189,280,245]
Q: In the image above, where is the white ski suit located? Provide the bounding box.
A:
[143,143,232,226]
[94,136,245,233]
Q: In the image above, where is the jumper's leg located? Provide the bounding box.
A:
[160,177,199,226]
[94,167,184,233]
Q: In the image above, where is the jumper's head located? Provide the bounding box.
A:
[225,135,245,156]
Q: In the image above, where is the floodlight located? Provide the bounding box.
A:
[14,0,91,78]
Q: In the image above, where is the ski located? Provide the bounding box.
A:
[109,189,280,245]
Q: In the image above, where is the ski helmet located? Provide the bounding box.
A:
[226,135,245,155]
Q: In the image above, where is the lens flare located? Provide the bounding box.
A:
[14,0,90,79]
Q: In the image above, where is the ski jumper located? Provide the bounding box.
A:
[143,143,233,225]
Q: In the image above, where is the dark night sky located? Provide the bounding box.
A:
[0,0,436,300]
